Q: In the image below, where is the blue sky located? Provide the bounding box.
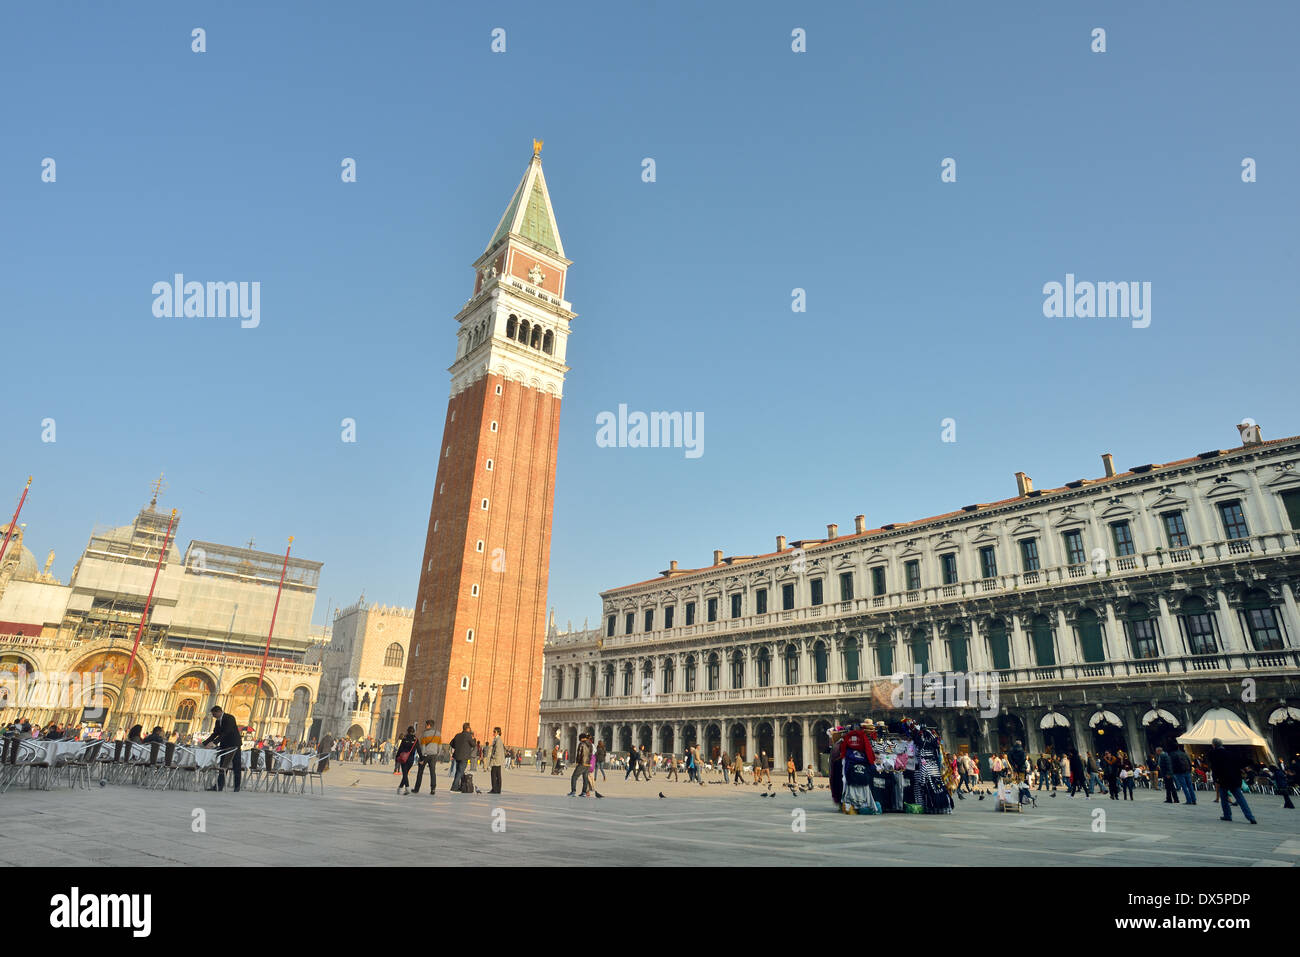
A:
[2,1,1296,629]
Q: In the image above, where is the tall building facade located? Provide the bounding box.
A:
[310,597,413,742]
[399,145,574,746]
[0,498,324,739]
[540,425,1300,768]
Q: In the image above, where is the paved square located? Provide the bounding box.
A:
[2,763,1296,867]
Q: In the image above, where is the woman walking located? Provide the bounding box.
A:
[395,726,418,795]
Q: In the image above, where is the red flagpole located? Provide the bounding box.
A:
[0,476,33,570]
[251,536,292,736]
[117,508,177,727]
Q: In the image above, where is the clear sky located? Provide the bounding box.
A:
[2,1,1296,629]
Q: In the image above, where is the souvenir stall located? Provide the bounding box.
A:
[829,718,955,816]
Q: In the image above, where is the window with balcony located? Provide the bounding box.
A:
[940,553,958,585]
[554,669,564,699]
[1162,511,1190,548]
[684,655,695,691]
[1110,521,1135,557]
[1031,613,1057,666]
[1282,489,1300,530]
[707,597,718,622]
[756,647,771,687]
[871,566,886,596]
[1124,602,1160,659]
[685,601,696,626]
[979,546,997,579]
[603,665,614,697]
[810,579,824,606]
[756,588,768,614]
[781,583,795,610]
[606,614,615,638]
[1218,501,1249,540]
[948,623,968,671]
[661,658,674,693]
[707,652,720,690]
[730,593,742,619]
[664,605,675,629]
[644,608,654,632]
[1179,596,1218,656]
[783,644,799,684]
[1019,539,1040,572]
[1062,530,1086,566]
[813,640,828,682]
[910,628,930,674]
[839,572,854,601]
[622,665,633,696]
[1243,589,1284,651]
[1076,608,1105,662]
[625,612,634,636]
[875,639,893,676]
[731,651,745,688]
[843,636,860,681]
[905,560,921,591]
[987,618,1011,670]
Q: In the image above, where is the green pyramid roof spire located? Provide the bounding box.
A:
[486,146,565,258]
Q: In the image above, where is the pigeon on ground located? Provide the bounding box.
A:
[595,791,604,799]
[978,794,986,801]
[658,792,666,798]
[350,779,360,786]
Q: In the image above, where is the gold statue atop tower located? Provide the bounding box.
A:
[533,138,544,157]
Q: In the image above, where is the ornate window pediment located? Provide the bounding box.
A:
[969,529,999,545]
[1008,519,1040,538]
[1147,488,1189,510]
[1098,501,1134,519]
[1203,479,1249,500]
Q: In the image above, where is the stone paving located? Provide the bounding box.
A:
[2,761,1296,866]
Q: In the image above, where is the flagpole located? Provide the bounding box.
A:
[116,507,177,733]
[0,476,33,570]
[250,536,292,739]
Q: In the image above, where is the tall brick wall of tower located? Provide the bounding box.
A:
[400,374,561,748]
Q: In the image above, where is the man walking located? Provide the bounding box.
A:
[412,720,439,796]
[489,726,506,794]
[1209,738,1257,824]
[202,706,242,793]
[569,732,594,797]
[1156,747,1178,803]
[1172,746,1197,805]
[594,739,607,781]
[449,722,475,792]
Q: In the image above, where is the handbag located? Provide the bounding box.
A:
[397,745,413,764]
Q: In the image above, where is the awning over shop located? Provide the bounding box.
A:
[1176,707,1271,760]
[1088,710,1122,728]
[1141,708,1180,726]
[1039,712,1070,729]
[1267,706,1300,726]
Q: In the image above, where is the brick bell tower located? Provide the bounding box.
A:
[398,141,574,749]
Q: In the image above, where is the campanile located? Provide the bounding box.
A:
[398,142,573,748]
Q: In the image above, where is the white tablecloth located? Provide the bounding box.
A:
[272,753,311,771]
[22,740,84,764]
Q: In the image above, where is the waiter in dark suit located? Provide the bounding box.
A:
[202,706,243,792]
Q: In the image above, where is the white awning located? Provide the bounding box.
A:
[1141,708,1180,727]
[1088,710,1122,728]
[1268,706,1300,726]
[1040,712,1070,729]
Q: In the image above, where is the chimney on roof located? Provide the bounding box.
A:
[1237,420,1263,446]
[855,515,866,534]
[669,560,678,571]
[827,524,838,539]
[1015,472,1034,496]
[1101,453,1116,478]
[776,535,786,552]
[713,549,723,565]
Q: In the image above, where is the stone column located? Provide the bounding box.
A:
[1056,608,1077,667]
[969,618,989,673]
[1123,706,1145,761]
[802,719,815,774]
[1103,601,1121,663]
[744,717,756,760]
[673,721,683,756]
[1156,595,1184,670]
[1009,613,1027,670]
[1216,588,1246,653]
[827,637,842,684]
[773,717,786,770]
[931,620,944,671]
[1279,583,1300,650]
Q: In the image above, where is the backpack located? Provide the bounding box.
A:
[460,771,474,793]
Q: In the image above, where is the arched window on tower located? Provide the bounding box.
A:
[543,330,554,354]
[530,325,543,349]
[384,643,404,668]
[506,315,517,339]
[518,320,530,346]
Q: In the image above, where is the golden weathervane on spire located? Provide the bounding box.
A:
[533,138,544,157]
